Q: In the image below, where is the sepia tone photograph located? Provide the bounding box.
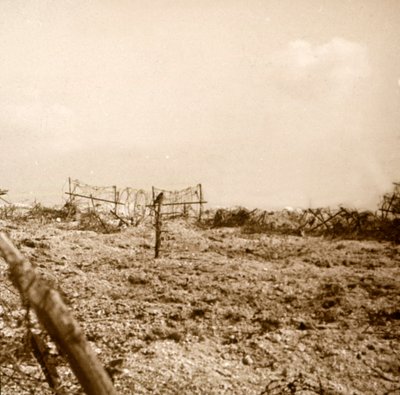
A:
[0,1,399,394]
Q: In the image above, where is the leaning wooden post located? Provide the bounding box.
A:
[0,233,117,395]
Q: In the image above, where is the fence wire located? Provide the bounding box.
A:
[152,184,203,218]
[64,179,152,224]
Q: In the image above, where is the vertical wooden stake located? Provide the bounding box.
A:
[198,183,203,221]
[67,177,73,218]
[154,193,163,258]
[113,186,118,213]
[68,177,72,204]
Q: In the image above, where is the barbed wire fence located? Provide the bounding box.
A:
[379,182,400,219]
[152,184,204,220]
[63,179,204,225]
[63,179,152,226]
[65,179,119,212]
[118,188,150,225]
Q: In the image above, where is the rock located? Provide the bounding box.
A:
[297,320,315,330]
[366,343,375,350]
[242,355,253,365]
[298,343,306,352]
[21,239,36,248]
[128,273,148,285]
[77,262,91,268]
[107,358,125,368]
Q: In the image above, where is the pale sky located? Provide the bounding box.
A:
[1,0,399,209]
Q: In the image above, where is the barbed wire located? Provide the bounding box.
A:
[153,184,202,217]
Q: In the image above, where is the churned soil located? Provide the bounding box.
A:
[1,217,399,394]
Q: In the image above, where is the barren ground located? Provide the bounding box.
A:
[1,217,399,394]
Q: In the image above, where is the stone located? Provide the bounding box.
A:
[242,355,253,365]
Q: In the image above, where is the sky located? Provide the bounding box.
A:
[1,0,399,210]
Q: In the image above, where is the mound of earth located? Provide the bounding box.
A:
[1,217,399,394]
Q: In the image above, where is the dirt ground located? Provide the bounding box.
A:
[1,216,399,394]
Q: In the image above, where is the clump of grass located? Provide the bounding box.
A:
[0,204,18,220]
[28,202,70,221]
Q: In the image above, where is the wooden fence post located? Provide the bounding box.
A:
[198,184,203,221]
[113,185,118,213]
[68,177,72,204]
[154,193,164,258]
[0,233,117,395]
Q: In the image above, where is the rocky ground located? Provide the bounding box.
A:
[0,215,399,394]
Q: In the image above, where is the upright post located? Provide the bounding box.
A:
[154,193,164,258]
[66,177,74,218]
[68,177,72,204]
[113,186,118,213]
[198,184,203,221]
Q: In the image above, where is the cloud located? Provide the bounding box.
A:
[271,37,371,99]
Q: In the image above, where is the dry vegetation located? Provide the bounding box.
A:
[0,205,399,394]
